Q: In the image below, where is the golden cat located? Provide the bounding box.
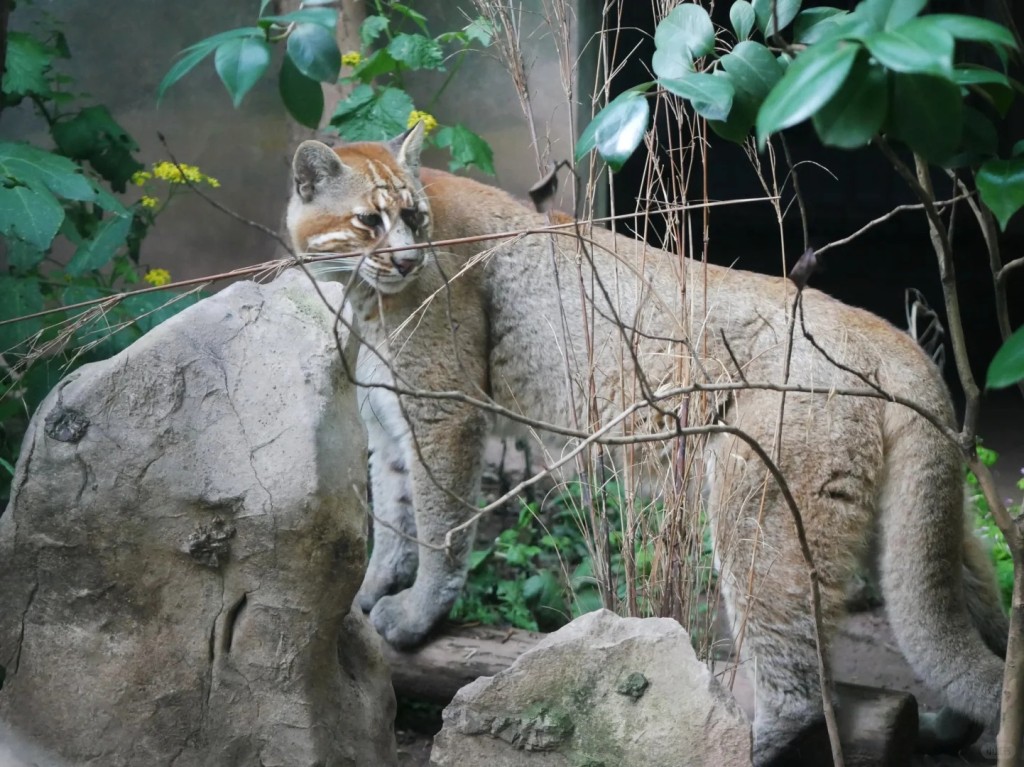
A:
[286,123,1007,765]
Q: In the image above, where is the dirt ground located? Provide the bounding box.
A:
[394,607,999,766]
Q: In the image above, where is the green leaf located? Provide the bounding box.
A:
[0,276,44,353]
[262,8,337,28]
[5,238,44,272]
[0,142,96,202]
[753,0,802,37]
[812,53,887,148]
[123,291,202,335]
[862,18,954,76]
[214,37,272,107]
[391,3,429,33]
[793,8,848,44]
[464,18,495,47]
[943,106,998,168]
[65,214,132,276]
[0,183,64,250]
[986,325,1024,390]
[977,157,1024,231]
[360,15,390,46]
[654,4,715,59]
[387,33,444,70]
[158,28,263,102]
[279,55,324,128]
[888,72,962,163]
[730,1,756,41]
[651,47,692,80]
[721,41,784,100]
[3,32,53,97]
[952,65,1014,116]
[287,23,341,83]
[330,85,413,141]
[708,73,759,142]
[756,42,859,143]
[856,0,927,31]
[351,48,400,80]
[575,87,651,172]
[434,124,495,174]
[51,106,143,192]
[661,71,734,121]
[1013,140,1024,157]
[927,14,1018,51]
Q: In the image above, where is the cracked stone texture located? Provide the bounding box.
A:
[430,609,752,767]
[0,271,397,767]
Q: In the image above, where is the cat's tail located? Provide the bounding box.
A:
[876,400,1004,727]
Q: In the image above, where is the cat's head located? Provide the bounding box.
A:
[286,123,431,293]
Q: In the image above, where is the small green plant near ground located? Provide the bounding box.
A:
[160,0,495,174]
[1,18,209,499]
[970,445,1024,611]
[450,479,718,635]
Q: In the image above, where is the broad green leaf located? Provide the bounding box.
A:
[352,48,400,80]
[387,34,444,70]
[0,184,64,250]
[287,23,341,83]
[756,42,859,143]
[158,28,262,101]
[794,8,848,44]
[331,86,414,141]
[5,238,44,272]
[3,32,52,97]
[753,0,802,37]
[1013,140,1024,157]
[708,72,759,142]
[862,18,954,76]
[123,291,202,335]
[721,41,784,100]
[942,106,998,167]
[730,1,756,41]
[986,325,1024,389]
[812,53,887,148]
[51,106,143,192]
[952,65,1014,117]
[0,276,44,353]
[262,9,337,28]
[654,4,715,59]
[927,14,1018,51]
[434,125,495,174]
[651,47,692,80]
[464,18,495,46]
[889,73,962,163]
[0,142,96,202]
[214,37,272,107]
[856,0,927,31]
[977,157,1024,231]
[360,15,389,46]
[575,88,651,172]
[279,55,324,128]
[65,214,132,276]
[661,71,734,121]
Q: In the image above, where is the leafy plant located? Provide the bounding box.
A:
[160,0,495,174]
[1,20,206,499]
[969,446,1023,611]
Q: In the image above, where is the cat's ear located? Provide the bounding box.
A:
[388,121,425,175]
[292,140,346,202]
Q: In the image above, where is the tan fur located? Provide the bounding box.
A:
[287,127,1007,765]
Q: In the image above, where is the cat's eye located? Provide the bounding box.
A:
[356,212,383,229]
[401,208,424,232]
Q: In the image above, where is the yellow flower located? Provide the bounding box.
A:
[131,170,152,186]
[407,110,438,135]
[140,195,159,209]
[341,51,362,67]
[143,268,172,287]
[150,160,219,187]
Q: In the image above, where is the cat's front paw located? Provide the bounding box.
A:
[369,590,438,649]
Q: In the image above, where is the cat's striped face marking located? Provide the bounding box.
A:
[287,124,431,294]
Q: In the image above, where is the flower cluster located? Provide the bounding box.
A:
[407,110,438,135]
[143,268,172,287]
[140,195,159,209]
[132,161,220,188]
[341,51,362,67]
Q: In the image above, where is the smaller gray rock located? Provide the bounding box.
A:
[431,609,752,767]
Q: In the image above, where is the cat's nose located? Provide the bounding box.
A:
[391,253,420,276]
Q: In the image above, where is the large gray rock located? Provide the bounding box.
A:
[0,271,397,766]
[431,609,751,767]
